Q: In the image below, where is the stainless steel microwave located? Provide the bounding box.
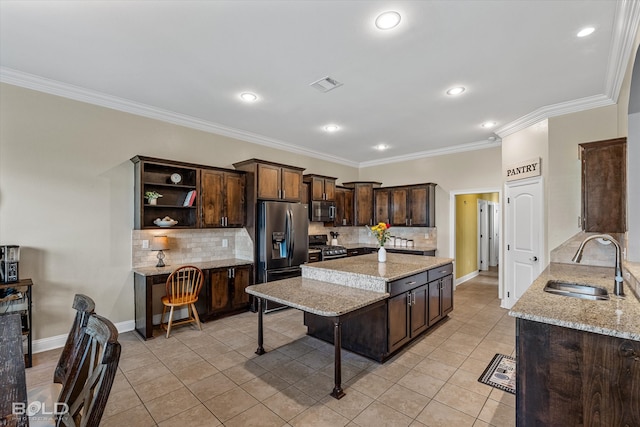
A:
[310,201,336,222]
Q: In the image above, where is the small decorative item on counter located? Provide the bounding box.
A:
[154,216,178,227]
[407,239,414,247]
[366,222,391,263]
[145,191,163,205]
[330,231,340,246]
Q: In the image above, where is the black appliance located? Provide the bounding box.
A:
[308,235,348,260]
[310,200,336,222]
[256,201,309,312]
[1,245,20,283]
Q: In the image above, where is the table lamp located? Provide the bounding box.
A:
[150,236,169,267]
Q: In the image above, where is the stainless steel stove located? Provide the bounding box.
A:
[308,234,348,260]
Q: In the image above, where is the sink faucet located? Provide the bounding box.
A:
[571,234,624,297]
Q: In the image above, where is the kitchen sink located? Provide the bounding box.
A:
[543,280,609,301]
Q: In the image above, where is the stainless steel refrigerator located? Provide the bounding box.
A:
[256,201,308,311]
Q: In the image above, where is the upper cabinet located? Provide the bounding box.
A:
[374,183,436,227]
[334,186,354,227]
[132,156,200,229]
[579,138,626,233]
[342,181,382,226]
[132,156,246,230]
[233,159,305,202]
[304,174,337,201]
[201,169,246,228]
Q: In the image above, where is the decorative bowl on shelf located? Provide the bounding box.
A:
[154,217,178,227]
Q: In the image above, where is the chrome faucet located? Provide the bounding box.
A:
[571,234,624,297]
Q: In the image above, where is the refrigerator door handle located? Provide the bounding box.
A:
[286,209,295,266]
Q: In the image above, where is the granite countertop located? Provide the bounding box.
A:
[342,243,438,253]
[245,277,389,317]
[302,253,453,292]
[509,262,640,341]
[133,258,253,276]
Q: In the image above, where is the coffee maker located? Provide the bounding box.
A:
[1,245,20,283]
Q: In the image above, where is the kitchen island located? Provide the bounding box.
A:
[246,252,453,398]
[509,262,640,426]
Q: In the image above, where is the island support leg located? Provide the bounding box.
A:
[255,298,265,355]
[330,317,345,399]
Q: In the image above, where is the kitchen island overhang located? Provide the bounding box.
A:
[246,253,454,399]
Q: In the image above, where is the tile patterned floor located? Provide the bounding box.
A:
[26,271,515,426]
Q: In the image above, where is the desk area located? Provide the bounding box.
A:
[0,313,28,427]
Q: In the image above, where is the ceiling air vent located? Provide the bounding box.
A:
[310,76,343,93]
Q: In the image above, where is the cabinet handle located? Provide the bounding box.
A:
[409,218,412,226]
[225,217,228,226]
[405,281,416,286]
[231,268,235,278]
[412,291,416,305]
[439,270,448,274]
[282,190,286,199]
[407,293,411,306]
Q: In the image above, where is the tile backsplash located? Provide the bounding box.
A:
[132,228,253,268]
[550,231,625,267]
[308,222,437,248]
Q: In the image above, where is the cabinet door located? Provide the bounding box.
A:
[390,187,409,226]
[210,269,230,313]
[281,167,302,201]
[410,284,429,336]
[374,189,390,225]
[324,179,336,201]
[336,188,354,226]
[231,266,251,309]
[225,172,246,227]
[354,185,374,226]
[310,176,325,201]
[428,280,442,325]
[580,138,626,233]
[257,163,282,200]
[201,170,225,227]
[388,293,411,353]
[441,275,454,316]
[408,185,434,227]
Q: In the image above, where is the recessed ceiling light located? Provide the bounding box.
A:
[374,143,389,151]
[324,124,340,132]
[446,87,466,96]
[481,121,497,128]
[239,92,258,102]
[375,11,401,30]
[577,27,595,37]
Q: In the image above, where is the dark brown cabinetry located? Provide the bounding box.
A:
[579,138,626,233]
[334,186,353,227]
[343,181,382,226]
[304,263,453,362]
[234,159,304,202]
[201,169,246,228]
[200,265,252,320]
[374,183,436,227]
[304,174,336,201]
[516,318,640,426]
[132,156,200,229]
[0,279,33,367]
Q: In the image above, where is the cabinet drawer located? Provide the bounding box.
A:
[388,272,428,297]
[428,263,453,282]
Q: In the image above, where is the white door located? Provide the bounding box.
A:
[489,202,500,267]
[504,177,543,308]
[478,200,489,271]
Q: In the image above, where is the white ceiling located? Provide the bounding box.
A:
[1,1,639,167]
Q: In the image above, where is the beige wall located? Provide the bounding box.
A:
[359,147,503,259]
[0,84,358,341]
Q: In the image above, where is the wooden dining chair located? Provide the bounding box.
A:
[160,265,204,338]
[29,314,120,427]
[27,294,95,422]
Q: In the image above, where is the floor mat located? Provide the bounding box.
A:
[477,353,516,394]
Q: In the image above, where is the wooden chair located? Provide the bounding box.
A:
[27,294,95,423]
[160,265,204,338]
[29,314,120,427]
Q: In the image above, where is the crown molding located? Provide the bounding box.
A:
[0,67,360,168]
[359,139,502,168]
[605,0,640,102]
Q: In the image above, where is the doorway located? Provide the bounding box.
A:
[478,200,500,272]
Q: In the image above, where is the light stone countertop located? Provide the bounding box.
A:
[302,253,453,292]
[509,262,640,341]
[245,277,389,317]
[133,258,253,276]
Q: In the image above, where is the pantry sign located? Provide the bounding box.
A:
[505,158,541,182]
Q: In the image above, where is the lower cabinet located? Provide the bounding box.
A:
[198,265,252,320]
[304,263,453,362]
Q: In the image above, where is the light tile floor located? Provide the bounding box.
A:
[27,271,515,426]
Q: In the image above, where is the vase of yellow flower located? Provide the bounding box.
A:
[367,222,391,263]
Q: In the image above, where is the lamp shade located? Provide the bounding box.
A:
[150,236,169,251]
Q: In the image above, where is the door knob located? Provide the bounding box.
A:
[530,256,538,262]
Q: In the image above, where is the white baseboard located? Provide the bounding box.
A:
[33,319,136,354]
[455,270,479,287]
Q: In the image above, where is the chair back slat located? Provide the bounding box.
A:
[165,266,203,304]
[54,294,95,384]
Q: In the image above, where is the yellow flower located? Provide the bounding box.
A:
[366,222,391,246]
